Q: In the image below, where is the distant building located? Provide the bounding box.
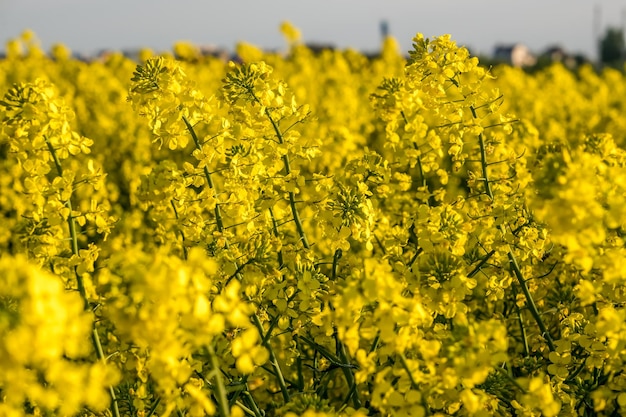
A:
[380,20,389,39]
[540,45,583,69]
[544,45,567,62]
[493,43,537,67]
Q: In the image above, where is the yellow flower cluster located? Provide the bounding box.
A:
[0,255,118,416]
[1,26,626,417]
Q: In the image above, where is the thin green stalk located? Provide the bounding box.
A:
[241,391,264,417]
[252,314,290,402]
[171,200,189,260]
[513,287,530,357]
[299,335,347,366]
[471,108,555,353]
[369,332,380,353]
[91,329,121,417]
[467,224,525,279]
[184,114,292,408]
[268,206,284,267]
[181,119,238,415]
[296,356,304,391]
[182,116,225,232]
[477,132,494,200]
[400,111,427,190]
[467,249,496,278]
[146,397,161,417]
[399,354,419,390]
[341,382,359,409]
[565,359,590,384]
[171,192,240,417]
[331,249,342,280]
[233,400,255,417]
[244,87,310,250]
[44,137,85,304]
[407,247,423,271]
[183,111,294,410]
[264,108,310,249]
[208,343,231,417]
[335,335,361,408]
[328,251,361,407]
[494,366,526,393]
[399,354,429,411]
[508,251,555,351]
[44,136,121,417]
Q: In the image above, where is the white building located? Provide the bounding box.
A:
[494,44,537,67]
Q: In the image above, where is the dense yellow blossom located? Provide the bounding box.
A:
[0,255,118,415]
[1,25,626,416]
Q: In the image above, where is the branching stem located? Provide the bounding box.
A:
[508,249,556,351]
[183,116,225,232]
[264,108,310,249]
[208,343,231,417]
[242,89,310,250]
[183,118,292,410]
[44,136,121,417]
[252,314,291,402]
[471,108,555,352]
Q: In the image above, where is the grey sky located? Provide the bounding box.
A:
[0,1,624,59]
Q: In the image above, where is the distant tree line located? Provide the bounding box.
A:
[600,27,625,68]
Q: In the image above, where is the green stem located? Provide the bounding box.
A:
[43,136,121,417]
[208,343,231,417]
[296,356,304,391]
[182,116,225,232]
[494,366,526,393]
[146,397,161,417]
[326,251,360,406]
[233,400,255,417]
[241,391,264,417]
[252,314,290,402]
[44,137,84,303]
[264,108,310,249]
[508,250,556,351]
[326,249,361,407]
[171,200,189,260]
[299,335,345,366]
[92,328,121,417]
[477,132,494,200]
[513,287,530,357]
[407,247,423,270]
[471,111,555,352]
[268,206,284,267]
[184,116,291,407]
[399,354,430,411]
[369,332,380,353]
[399,354,419,390]
[400,111,427,190]
[331,249,342,280]
[335,334,361,408]
[467,249,496,278]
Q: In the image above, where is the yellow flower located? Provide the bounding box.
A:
[0,255,118,415]
[280,21,302,44]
